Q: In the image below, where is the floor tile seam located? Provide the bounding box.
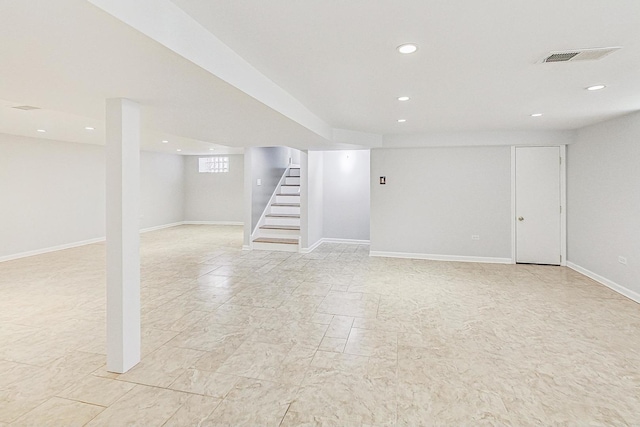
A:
[219,377,302,406]
[166,370,246,398]
[277,403,293,426]
[158,389,220,427]
[159,395,222,427]
[12,396,106,427]
[0,357,46,371]
[49,393,109,410]
[108,377,213,399]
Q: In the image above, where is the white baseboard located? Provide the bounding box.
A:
[242,245,252,251]
[369,251,512,264]
[300,239,324,254]
[0,221,245,263]
[183,221,244,226]
[0,237,105,263]
[299,238,371,254]
[140,222,183,233]
[567,261,640,304]
[322,238,370,245]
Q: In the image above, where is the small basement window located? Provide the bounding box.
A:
[199,156,229,173]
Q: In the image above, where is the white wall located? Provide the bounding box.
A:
[0,134,185,260]
[183,154,243,223]
[247,146,292,232]
[306,151,324,248]
[322,150,370,241]
[384,129,575,148]
[568,111,640,299]
[370,146,511,260]
[0,134,106,258]
[141,151,184,228]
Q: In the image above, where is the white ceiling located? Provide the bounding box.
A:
[1,0,639,153]
[171,0,640,134]
[0,0,331,154]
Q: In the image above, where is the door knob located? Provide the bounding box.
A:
[518,216,524,221]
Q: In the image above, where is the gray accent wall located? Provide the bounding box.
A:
[370,146,511,258]
[567,111,640,296]
[183,154,243,222]
[322,150,370,241]
[0,134,184,259]
[248,146,293,233]
[140,150,185,228]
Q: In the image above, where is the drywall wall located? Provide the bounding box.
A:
[322,150,370,241]
[0,134,185,260]
[384,129,575,148]
[247,146,295,233]
[370,146,511,260]
[567,111,640,299]
[183,154,243,223]
[0,134,106,258]
[140,150,184,228]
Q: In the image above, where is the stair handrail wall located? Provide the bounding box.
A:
[250,165,293,243]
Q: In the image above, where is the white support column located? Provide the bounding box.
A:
[243,147,253,250]
[299,150,309,250]
[106,98,141,373]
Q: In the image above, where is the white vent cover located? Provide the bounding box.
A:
[12,105,40,111]
[542,47,621,63]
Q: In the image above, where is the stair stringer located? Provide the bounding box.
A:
[250,165,297,244]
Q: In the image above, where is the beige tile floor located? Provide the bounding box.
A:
[1,225,639,426]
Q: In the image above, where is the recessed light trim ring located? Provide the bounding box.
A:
[397,43,418,54]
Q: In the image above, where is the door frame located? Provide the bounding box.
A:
[510,145,566,266]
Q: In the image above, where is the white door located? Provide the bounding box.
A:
[515,146,561,265]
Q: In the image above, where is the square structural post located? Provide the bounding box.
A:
[106,98,141,373]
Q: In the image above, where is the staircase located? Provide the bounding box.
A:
[252,166,301,252]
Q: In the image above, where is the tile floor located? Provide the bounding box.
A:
[1,225,639,426]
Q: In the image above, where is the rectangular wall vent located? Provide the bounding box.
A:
[542,47,621,63]
[12,105,41,111]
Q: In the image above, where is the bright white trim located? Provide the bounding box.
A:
[559,145,567,266]
[567,262,640,304]
[369,251,512,264]
[510,146,517,264]
[0,222,243,263]
[300,238,371,254]
[0,237,105,263]
[300,239,324,254]
[511,145,567,266]
[183,221,243,226]
[87,0,333,142]
[252,166,293,240]
[242,245,252,251]
[321,238,370,245]
[140,222,183,233]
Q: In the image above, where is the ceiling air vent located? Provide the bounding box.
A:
[542,47,621,63]
[12,105,41,111]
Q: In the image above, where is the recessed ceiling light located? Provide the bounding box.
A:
[397,119,407,123]
[162,140,169,144]
[85,126,95,131]
[531,113,543,117]
[209,148,214,151]
[176,149,182,152]
[398,96,410,101]
[397,44,418,54]
[36,129,46,133]
[586,84,606,91]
